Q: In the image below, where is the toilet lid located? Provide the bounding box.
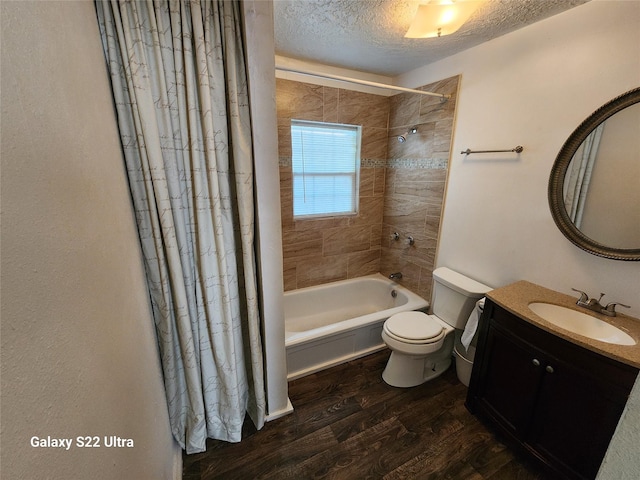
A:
[384,311,444,343]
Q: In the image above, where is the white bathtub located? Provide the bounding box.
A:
[284,273,429,380]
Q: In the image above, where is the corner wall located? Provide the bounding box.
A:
[397,0,640,315]
[380,76,460,300]
[0,2,180,478]
[396,1,640,478]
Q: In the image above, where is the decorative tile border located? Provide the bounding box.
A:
[361,158,387,168]
[279,156,291,167]
[386,158,448,169]
[279,157,446,169]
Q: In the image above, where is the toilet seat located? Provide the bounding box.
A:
[383,311,445,345]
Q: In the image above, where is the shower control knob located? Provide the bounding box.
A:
[532,359,541,367]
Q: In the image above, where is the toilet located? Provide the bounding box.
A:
[381,267,491,388]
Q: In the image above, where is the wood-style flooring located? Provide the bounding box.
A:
[183,350,549,479]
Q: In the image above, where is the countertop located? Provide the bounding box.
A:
[486,280,640,369]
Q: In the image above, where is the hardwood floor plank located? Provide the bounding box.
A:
[182,350,549,480]
[326,417,418,479]
[201,425,338,480]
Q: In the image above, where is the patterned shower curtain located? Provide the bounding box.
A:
[564,122,605,229]
[96,0,265,453]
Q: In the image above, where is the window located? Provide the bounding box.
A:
[291,120,361,219]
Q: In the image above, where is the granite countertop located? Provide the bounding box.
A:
[486,280,640,369]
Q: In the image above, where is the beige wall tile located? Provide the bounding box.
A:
[388,123,436,159]
[425,212,442,239]
[338,89,389,129]
[350,196,384,228]
[417,268,434,303]
[371,223,383,247]
[383,196,430,232]
[282,230,324,259]
[348,249,381,278]
[380,248,422,293]
[403,235,437,270]
[277,124,292,157]
[359,167,375,198]
[279,166,292,185]
[276,78,323,121]
[384,168,397,194]
[361,126,388,159]
[433,122,453,154]
[393,177,445,206]
[389,91,421,128]
[294,216,350,232]
[296,255,349,288]
[323,224,371,256]
[280,183,294,232]
[323,87,339,123]
[283,261,297,291]
[374,167,386,196]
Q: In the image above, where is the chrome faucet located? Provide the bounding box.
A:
[389,272,403,280]
[571,288,630,317]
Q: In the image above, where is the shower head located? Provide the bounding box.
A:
[397,127,418,143]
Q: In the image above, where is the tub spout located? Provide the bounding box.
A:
[389,272,403,280]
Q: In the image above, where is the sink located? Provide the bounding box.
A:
[528,302,636,346]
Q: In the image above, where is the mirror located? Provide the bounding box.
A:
[549,87,640,261]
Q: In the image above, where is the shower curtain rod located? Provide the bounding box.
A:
[275,66,450,100]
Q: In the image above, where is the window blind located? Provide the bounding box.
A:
[291,120,361,218]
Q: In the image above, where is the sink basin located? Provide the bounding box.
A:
[528,302,636,346]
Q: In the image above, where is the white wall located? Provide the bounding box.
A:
[398,0,640,317]
[243,0,292,420]
[599,374,640,479]
[0,2,180,478]
[397,1,640,477]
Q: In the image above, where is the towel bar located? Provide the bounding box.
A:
[461,146,523,155]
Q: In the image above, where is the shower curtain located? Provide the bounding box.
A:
[96,0,265,453]
[564,123,605,228]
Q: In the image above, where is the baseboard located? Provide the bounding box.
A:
[265,398,294,422]
[172,440,183,480]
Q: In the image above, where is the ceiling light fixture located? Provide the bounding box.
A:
[405,0,485,39]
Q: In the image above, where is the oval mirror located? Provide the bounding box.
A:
[549,87,640,261]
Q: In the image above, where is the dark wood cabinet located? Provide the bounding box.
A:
[466,299,638,480]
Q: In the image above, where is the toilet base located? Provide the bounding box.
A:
[382,350,452,388]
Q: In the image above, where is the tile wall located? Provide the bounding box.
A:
[276,75,460,298]
[381,76,460,300]
[276,78,389,290]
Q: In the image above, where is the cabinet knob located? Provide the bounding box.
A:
[532,359,541,367]
[546,365,555,374]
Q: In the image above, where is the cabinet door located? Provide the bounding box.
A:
[468,301,638,480]
[475,323,544,437]
[526,353,629,480]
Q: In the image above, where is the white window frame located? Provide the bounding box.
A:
[291,119,362,219]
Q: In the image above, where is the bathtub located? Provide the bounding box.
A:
[284,273,429,380]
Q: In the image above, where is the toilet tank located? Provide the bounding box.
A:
[432,267,492,329]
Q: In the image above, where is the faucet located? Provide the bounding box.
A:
[571,288,630,317]
[389,272,403,280]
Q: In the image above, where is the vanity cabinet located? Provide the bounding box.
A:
[466,299,638,480]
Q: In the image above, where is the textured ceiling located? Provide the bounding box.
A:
[274,0,590,76]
